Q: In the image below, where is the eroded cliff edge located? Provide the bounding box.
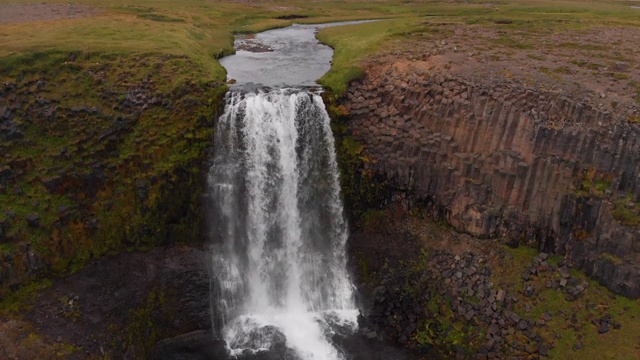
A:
[340,63,640,298]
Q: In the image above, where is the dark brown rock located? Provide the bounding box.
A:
[150,331,229,360]
[26,213,40,228]
[342,68,640,298]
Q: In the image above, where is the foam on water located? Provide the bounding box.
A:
[209,89,357,359]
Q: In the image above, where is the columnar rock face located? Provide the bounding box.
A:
[342,67,640,298]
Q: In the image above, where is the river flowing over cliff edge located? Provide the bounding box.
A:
[208,89,358,359]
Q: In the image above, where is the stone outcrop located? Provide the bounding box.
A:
[362,250,555,359]
[22,246,213,359]
[342,66,640,298]
[150,331,228,360]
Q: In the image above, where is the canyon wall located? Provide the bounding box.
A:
[342,66,640,298]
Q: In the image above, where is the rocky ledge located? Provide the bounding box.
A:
[0,245,214,359]
[347,206,635,359]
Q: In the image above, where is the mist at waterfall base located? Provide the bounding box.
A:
[209,89,358,359]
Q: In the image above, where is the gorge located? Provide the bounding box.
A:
[1,3,640,359]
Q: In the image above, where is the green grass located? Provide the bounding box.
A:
[414,295,485,355]
[540,274,640,359]
[577,169,613,197]
[629,80,640,104]
[2,0,640,92]
[317,18,420,95]
[492,245,539,289]
[611,72,630,80]
[0,279,52,317]
[613,195,640,226]
[137,13,185,23]
[560,42,611,51]
[492,36,534,50]
[0,0,427,83]
[571,60,604,70]
[493,245,640,360]
[554,66,574,74]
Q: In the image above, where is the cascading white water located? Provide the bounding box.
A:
[209,89,358,359]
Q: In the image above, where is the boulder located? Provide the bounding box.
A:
[26,213,40,228]
[0,105,10,119]
[150,330,229,360]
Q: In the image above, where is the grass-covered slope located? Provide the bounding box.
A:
[0,51,224,295]
[0,0,423,79]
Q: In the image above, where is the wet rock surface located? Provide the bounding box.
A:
[20,245,213,359]
[1,238,417,359]
[361,249,555,358]
[150,331,229,360]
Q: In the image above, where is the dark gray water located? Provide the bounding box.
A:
[220,21,372,88]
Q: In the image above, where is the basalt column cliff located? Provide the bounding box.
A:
[342,65,640,298]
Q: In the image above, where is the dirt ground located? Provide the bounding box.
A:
[0,3,100,24]
[368,25,640,121]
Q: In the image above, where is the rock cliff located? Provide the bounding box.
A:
[342,66,640,298]
[0,52,223,296]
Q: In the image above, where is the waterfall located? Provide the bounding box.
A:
[209,89,357,359]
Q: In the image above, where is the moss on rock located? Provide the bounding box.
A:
[0,51,226,297]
